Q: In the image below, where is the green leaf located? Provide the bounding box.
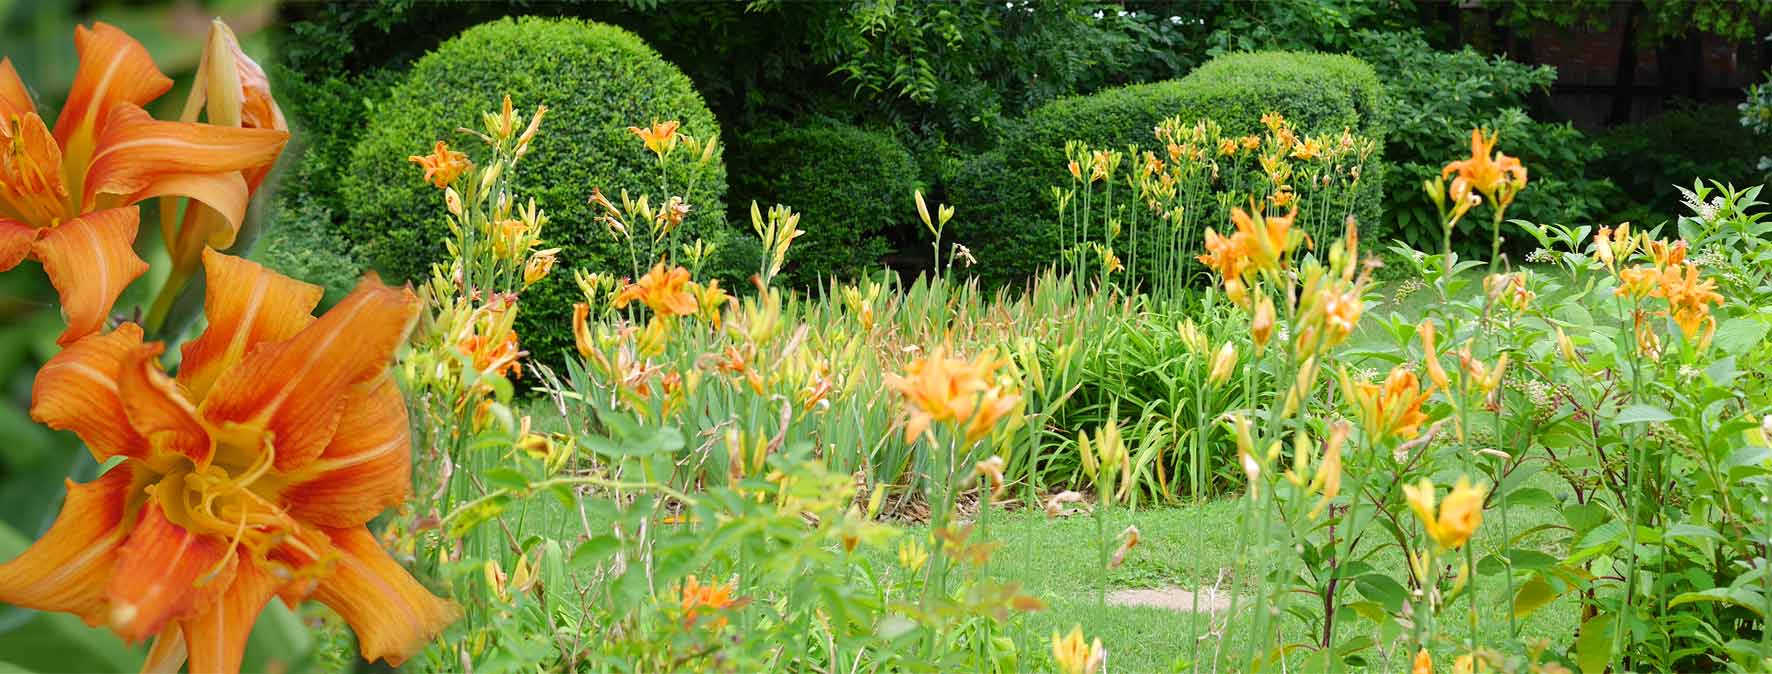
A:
[1613,404,1672,425]
[1575,613,1614,674]
[482,467,530,491]
[1512,574,1562,619]
[1355,574,1408,612]
[570,535,621,571]
[1668,587,1767,618]
[1711,316,1769,353]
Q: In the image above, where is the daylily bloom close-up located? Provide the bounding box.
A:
[0,250,455,672]
[0,22,287,343]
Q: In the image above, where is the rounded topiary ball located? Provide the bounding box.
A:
[728,120,917,287]
[342,16,729,366]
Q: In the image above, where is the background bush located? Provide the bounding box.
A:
[727,120,918,286]
[1593,102,1767,225]
[254,195,365,309]
[949,51,1386,284]
[1350,29,1617,253]
[341,16,731,367]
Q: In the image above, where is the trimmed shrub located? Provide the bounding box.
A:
[255,194,365,310]
[728,121,917,286]
[342,16,730,366]
[949,51,1386,284]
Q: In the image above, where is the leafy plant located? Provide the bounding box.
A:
[342,16,736,372]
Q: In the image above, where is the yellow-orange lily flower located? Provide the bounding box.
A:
[1403,476,1487,550]
[629,119,680,159]
[1341,366,1432,444]
[409,140,471,189]
[2,250,455,673]
[612,263,699,317]
[1441,128,1527,208]
[680,575,737,630]
[884,347,1022,445]
[0,23,288,343]
[1052,625,1106,674]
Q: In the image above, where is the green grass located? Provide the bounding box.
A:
[896,471,1580,672]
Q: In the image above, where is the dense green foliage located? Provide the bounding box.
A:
[950,51,1386,283]
[341,16,731,367]
[1595,103,1769,225]
[1350,30,1616,252]
[728,121,918,285]
[254,195,366,309]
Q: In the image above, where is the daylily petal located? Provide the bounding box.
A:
[312,527,457,666]
[0,57,33,120]
[30,322,152,460]
[116,341,212,464]
[107,499,234,643]
[30,206,148,345]
[0,465,140,627]
[0,216,37,271]
[148,172,249,262]
[141,624,187,674]
[200,275,418,472]
[282,375,412,528]
[180,557,280,674]
[52,23,172,179]
[177,249,321,401]
[81,104,287,222]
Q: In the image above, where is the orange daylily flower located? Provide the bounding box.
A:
[885,347,1022,445]
[680,575,737,630]
[1341,366,1432,443]
[459,328,524,379]
[628,119,680,159]
[1441,128,1526,209]
[2,250,455,673]
[0,23,288,343]
[1656,262,1724,343]
[612,263,699,317]
[408,140,471,189]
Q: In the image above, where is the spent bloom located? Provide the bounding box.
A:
[2,251,454,672]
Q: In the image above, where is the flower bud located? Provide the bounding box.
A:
[1208,342,1238,387]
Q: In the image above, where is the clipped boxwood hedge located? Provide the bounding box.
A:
[950,51,1386,284]
[727,120,917,286]
[342,16,731,366]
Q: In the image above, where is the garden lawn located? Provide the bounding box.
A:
[898,472,1580,672]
